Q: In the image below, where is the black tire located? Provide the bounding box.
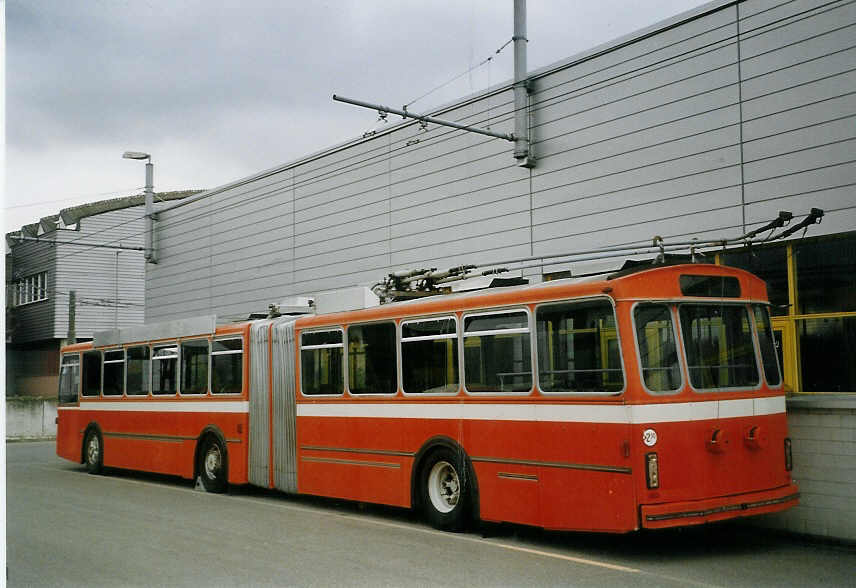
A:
[419,447,471,531]
[197,436,227,493]
[83,429,103,475]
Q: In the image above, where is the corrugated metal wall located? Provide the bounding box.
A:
[5,207,149,345]
[146,0,856,322]
[7,238,57,342]
[53,208,146,339]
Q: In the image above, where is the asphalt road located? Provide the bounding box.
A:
[7,441,855,587]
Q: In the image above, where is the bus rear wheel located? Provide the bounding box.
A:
[420,448,470,531]
[197,436,227,493]
[83,429,102,475]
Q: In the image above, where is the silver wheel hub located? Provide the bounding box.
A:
[204,446,221,479]
[87,436,99,464]
[427,460,460,514]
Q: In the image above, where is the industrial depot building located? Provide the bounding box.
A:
[23,0,856,538]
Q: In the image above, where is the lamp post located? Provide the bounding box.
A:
[122,151,156,263]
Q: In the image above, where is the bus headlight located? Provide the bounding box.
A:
[646,452,660,489]
[784,438,793,471]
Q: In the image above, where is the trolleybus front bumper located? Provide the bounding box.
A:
[640,483,799,529]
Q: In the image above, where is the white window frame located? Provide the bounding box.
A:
[534,296,626,397]
[400,315,460,396]
[15,271,48,307]
[462,308,534,396]
[299,328,345,397]
[210,336,244,395]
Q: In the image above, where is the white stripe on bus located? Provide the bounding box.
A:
[56,397,785,422]
[295,397,785,424]
[57,401,249,413]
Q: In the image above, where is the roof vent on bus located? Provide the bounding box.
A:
[313,287,379,314]
[248,297,314,320]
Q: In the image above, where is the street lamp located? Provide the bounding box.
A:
[122,151,156,263]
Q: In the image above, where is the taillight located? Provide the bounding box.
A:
[645,452,660,489]
[784,438,793,471]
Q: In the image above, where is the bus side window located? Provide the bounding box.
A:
[126,345,150,396]
[102,350,125,396]
[58,354,80,404]
[536,300,624,394]
[211,337,243,394]
[348,323,396,395]
[152,344,178,395]
[181,339,210,395]
[82,351,101,397]
[464,310,532,393]
[401,317,458,394]
[301,330,344,396]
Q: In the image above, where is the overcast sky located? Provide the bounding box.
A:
[4,0,710,234]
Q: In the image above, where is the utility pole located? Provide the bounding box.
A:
[513,0,535,167]
[123,151,157,263]
[67,290,76,343]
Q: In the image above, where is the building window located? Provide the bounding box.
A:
[14,272,48,306]
[722,247,788,316]
[798,317,856,393]
[795,234,856,315]
[721,232,856,394]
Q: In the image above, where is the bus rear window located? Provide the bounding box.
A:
[82,351,101,397]
[679,304,759,390]
[634,304,681,393]
[680,275,741,298]
[58,354,80,404]
[753,305,781,387]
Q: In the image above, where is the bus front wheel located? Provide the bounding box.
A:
[420,448,470,531]
[197,436,227,493]
[83,429,103,475]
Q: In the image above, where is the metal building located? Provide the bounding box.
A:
[5,192,198,397]
[146,0,854,324]
[142,0,856,395]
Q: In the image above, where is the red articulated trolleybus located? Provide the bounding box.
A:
[58,209,825,532]
[56,260,800,533]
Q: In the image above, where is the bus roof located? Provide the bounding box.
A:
[61,263,767,352]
